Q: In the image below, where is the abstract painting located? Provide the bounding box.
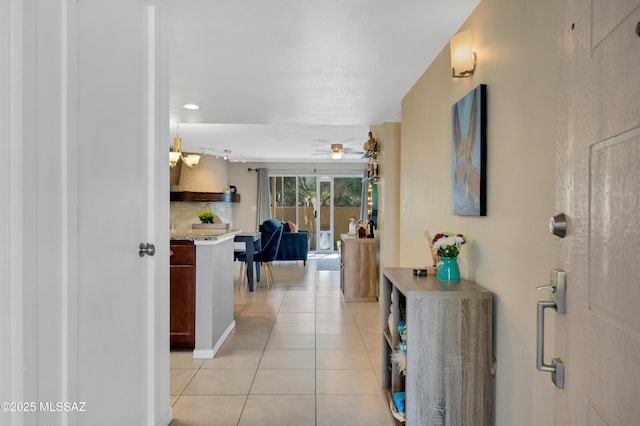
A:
[451,84,487,216]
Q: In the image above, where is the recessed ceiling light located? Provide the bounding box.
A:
[182,104,199,110]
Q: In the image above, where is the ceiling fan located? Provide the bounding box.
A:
[313,143,364,160]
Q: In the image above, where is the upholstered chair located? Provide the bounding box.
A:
[237,219,283,288]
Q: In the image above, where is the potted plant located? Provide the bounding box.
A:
[198,210,215,224]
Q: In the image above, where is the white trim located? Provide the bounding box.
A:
[0,0,8,411]
[8,0,25,419]
[62,1,80,424]
[146,5,157,424]
[61,2,79,424]
[192,321,236,359]
[146,3,172,424]
[192,349,216,359]
[158,408,174,426]
[61,0,71,417]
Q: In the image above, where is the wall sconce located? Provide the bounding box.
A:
[450,29,476,78]
[169,136,201,168]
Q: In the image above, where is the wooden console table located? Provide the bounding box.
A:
[339,234,378,302]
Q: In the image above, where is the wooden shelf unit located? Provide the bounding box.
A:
[170,191,240,202]
[381,267,493,426]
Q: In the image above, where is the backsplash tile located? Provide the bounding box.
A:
[170,201,234,229]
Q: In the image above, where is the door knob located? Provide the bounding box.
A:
[138,242,156,257]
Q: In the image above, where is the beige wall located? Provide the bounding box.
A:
[228,162,260,233]
[399,0,557,424]
[169,155,236,228]
[370,123,401,268]
[170,153,229,193]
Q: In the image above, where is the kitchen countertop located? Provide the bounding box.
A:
[170,229,241,242]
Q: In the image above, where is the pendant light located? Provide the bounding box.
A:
[169,123,201,168]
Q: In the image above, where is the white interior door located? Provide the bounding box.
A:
[1,1,170,424]
[556,2,640,424]
[75,1,169,424]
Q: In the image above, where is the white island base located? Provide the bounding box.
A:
[192,234,236,359]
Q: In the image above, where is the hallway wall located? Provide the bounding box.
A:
[398,0,558,424]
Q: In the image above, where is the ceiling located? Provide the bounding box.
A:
[164,0,479,163]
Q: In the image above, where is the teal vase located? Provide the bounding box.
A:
[437,257,460,282]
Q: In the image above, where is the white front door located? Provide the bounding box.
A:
[556,1,640,423]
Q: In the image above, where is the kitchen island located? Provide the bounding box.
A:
[170,228,240,358]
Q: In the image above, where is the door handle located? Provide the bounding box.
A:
[536,269,566,314]
[138,242,156,257]
[536,269,566,389]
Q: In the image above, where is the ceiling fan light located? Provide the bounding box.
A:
[329,143,344,160]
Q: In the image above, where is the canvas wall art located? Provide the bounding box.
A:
[451,84,487,216]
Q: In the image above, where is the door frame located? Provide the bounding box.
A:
[147,3,173,424]
[316,176,335,253]
[1,0,25,416]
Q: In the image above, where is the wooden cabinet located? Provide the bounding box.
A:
[381,268,493,425]
[170,240,196,349]
[339,235,378,302]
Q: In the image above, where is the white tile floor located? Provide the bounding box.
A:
[170,256,393,426]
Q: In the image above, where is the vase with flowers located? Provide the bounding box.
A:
[432,232,467,282]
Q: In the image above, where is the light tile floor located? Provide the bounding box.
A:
[170,256,392,426]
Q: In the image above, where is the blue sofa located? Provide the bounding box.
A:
[265,221,309,265]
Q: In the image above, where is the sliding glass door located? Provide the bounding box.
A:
[270,175,362,253]
[333,177,364,247]
[317,178,333,252]
[270,176,317,251]
[297,177,317,250]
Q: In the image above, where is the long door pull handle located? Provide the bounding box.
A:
[537,301,557,373]
[536,300,565,388]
